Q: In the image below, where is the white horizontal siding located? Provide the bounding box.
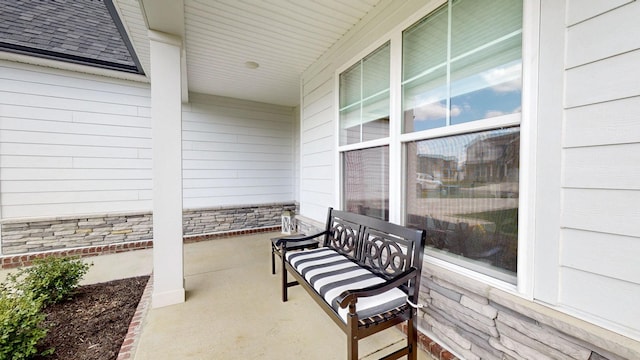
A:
[300,81,334,221]
[563,144,640,190]
[8,201,153,219]
[565,49,640,109]
[182,93,295,209]
[561,0,640,339]
[566,0,633,26]
[564,96,640,148]
[559,267,640,338]
[0,62,151,219]
[561,229,640,285]
[562,189,640,239]
[566,1,640,68]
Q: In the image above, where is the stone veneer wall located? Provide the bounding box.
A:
[419,263,637,360]
[182,203,297,238]
[1,213,153,255]
[1,202,298,268]
[292,214,323,237]
[293,215,638,360]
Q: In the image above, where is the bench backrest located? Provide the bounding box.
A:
[322,208,426,281]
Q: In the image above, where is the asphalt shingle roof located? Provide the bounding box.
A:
[0,0,143,74]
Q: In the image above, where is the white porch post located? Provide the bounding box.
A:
[149,30,185,308]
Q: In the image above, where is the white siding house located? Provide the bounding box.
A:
[0,0,638,358]
[0,60,297,258]
[0,60,152,219]
[296,0,640,358]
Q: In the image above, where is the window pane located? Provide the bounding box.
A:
[340,63,361,107]
[340,106,362,145]
[362,94,390,142]
[402,5,448,81]
[363,44,390,98]
[450,43,522,125]
[402,5,448,133]
[450,0,523,125]
[405,127,520,281]
[402,0,523,133]
[450,0,523,59]
[343,146,389,221]
[403,67,447,132]
[339,43,390,146]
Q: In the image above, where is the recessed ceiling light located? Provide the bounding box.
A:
[245,61,259,69]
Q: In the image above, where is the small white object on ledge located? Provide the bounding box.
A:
[281,211,293,234]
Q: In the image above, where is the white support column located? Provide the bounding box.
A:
[149,30,185,308]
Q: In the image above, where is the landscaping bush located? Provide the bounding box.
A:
[7,256,92,306]
[0,256,92,359]
[0,287,50,360]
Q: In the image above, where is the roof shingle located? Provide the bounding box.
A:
[0,0,143,73]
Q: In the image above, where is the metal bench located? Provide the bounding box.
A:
[274,208,426,360]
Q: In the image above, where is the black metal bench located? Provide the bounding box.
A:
[275,208,426,360]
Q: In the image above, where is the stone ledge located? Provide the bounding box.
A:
[0,211,153,225]
[183,226,281,243]
[182,201,296,213]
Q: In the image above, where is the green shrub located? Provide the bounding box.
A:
[7,256,92,306]
[0,256,91,359]
[0,287,50,360]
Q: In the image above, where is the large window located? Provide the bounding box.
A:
[402,0,522,282]
[339,42,390,145]
[338,0,523,283]
[339,42,391,220]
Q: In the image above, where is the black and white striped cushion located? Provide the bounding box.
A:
[286,248,407,323]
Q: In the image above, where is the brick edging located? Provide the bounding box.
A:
[0,240,154,269]
[116,274,154,360]
[399,323,459,360]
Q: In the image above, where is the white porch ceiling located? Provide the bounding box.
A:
[114,0,382,107]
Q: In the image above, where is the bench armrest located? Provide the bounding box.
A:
[275,230,328,247]
[335,267,419,309]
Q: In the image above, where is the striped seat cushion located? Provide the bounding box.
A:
[286,247,407,323]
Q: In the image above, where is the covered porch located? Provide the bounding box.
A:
[1,0,640,359]
[79,232,432,359]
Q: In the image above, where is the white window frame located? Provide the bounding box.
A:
[335,0,540,297]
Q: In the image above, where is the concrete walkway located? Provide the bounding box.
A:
[2,232,431,359]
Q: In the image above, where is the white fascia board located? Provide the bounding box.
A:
[0,51,149,83]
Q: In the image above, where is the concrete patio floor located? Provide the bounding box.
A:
[5,232,431,359]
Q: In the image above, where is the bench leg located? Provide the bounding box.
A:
[282,255,288,302]
[348,336,358,360]
[271,245,276,275]
[408,309,418,360]
[347,309,358,360]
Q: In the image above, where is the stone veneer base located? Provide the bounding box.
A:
[0,226,283,269]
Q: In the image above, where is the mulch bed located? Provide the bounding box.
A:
[33,276,149,360]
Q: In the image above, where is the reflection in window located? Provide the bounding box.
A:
[405,127,519,282]
[343,146,389,221]
[402,0,523,133]
[340,43,390,145]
